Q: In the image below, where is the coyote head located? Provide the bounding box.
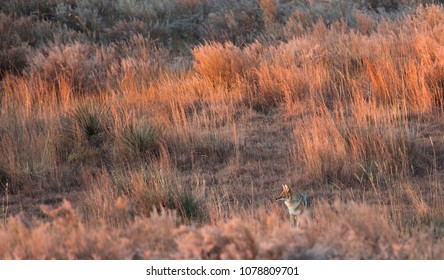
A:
[275,184,293,201]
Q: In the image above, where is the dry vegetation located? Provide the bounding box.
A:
[1,0,444,259]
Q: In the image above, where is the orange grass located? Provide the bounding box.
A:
[1,0,444,259]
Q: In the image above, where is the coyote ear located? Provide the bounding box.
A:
[282,184,289,191]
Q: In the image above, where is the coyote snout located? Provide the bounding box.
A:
[276,184,311,227]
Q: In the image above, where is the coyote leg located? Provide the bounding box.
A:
[291,215,299,228]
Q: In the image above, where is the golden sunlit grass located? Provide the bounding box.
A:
[1,199,443,259]
[1,0,444,259]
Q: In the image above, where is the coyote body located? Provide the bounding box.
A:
[276,184,311,227]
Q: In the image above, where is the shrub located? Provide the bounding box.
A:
[0,43,30,77]
[28,42,114,94]
[192,41,245,86]
[258,0,280,23]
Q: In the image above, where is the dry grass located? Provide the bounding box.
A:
[1,199,443,259]
[1,0,444,259]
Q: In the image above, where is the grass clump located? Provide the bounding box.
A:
[73,104,107,143]
[138,167,205,224]
[120,122,162,158]
[82,166,205,227]
[54,103,110,166]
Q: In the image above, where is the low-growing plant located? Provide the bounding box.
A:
[83,165,205,226]
[53,103,110,166]
[120,122,162,158]
[141,167,205,223]
[73,104,106,142]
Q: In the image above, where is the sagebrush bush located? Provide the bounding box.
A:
[0,43,30,77]
[258,0,280,23]
[192,41,248,86]
[29,42,115,94]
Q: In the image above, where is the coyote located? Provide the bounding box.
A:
[276,184,311,227]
